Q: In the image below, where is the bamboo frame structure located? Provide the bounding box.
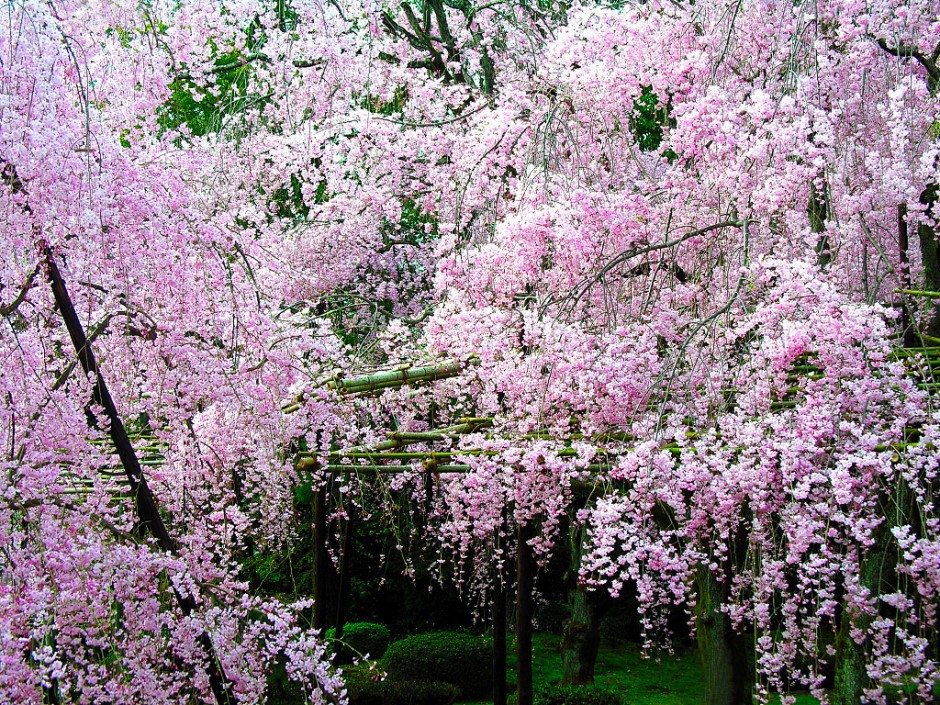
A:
[42,316,940,705]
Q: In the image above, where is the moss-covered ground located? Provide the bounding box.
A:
[461,633,822,705]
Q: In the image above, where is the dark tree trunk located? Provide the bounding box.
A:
[312,483,329,632]
[694,565,753,705]
[898,204,919,347]
[44,246,233,705]
[833,482,909,705]
[493,548,507,705]
[810,180,831,269]
[560,586,603,686]
[560,526,606,686]
[334,504,355,638]
[516,522,535,705]
[917,184,940,336]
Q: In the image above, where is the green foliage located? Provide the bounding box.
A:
[293,478,315,505]
[240,551,296,593]
[326,622,392,663]
[534,601,571,633]
[380,680,461,705]
[158,51,252,137]
[270,172,329,221]
[344,666,460,705]
[383,631,493,697]
[363,86,409,115]
[629,86,675,157]
[265,656,308,705]
[533,684,623,705]
[342,665,386,705]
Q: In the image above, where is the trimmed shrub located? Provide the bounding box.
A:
[534,684,623,705]
[381,680,460,705]
[343,666,459,705]
[382,631,492,697]
[342,665,385,705]
[327,622,392,663]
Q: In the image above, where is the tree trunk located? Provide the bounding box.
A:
[898,204,919,347]
[917,184,940,336]
[44,246,234,705]
[516,522,535,705]
[493,548,507,705]
[832,609,871,705]
[312,484,329,632]
[560,585,603,686]
[695,565,753,705]
[560,526,605,686]
[810,180,831,269]
[833,482,909,705]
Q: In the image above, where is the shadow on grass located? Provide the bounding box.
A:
[459,633,822,705]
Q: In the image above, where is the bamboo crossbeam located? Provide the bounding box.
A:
[308,418,494,458]
[899,289,940,300]
[333,450,499,460]
[281,358,474,412]
[324,463,616,474]
[327,360,469,393]
[330,446,623,461]
[71,344,940,485]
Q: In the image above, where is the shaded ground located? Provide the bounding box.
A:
[463,633,822,705]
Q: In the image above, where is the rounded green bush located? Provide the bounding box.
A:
[534,684,623,705]
[381,680,460,705]
[342,665,385,705]
[326,622,392,663]
[382,631,493,697]
[343,666,459,705]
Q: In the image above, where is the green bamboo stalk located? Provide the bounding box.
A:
[899,288,940,299]
[324,462,615,474]
[328,360,470,393]
[302,418,495,459]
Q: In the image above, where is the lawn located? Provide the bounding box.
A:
[462,634,822,705]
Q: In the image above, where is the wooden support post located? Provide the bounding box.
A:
[493,532,507,705]
[312,483,328,632]
[516,522,534,705]
[43,244,235,705]
[899,204,918,347]
[334,505,355,639]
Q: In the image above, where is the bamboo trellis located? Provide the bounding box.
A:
[48,335,940,705]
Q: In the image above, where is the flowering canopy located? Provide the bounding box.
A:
[1,0,939,702]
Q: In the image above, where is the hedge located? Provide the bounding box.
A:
[382,631,492,697]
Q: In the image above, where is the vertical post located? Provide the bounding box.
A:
[312,482,328,632]
[899,204,917,347]
[334,503,355,639]
[516,522,534,705]
[493,524,507,705]
[42,244,236,704]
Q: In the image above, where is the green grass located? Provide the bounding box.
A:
[457,633,703,705]
[460,634,823,705]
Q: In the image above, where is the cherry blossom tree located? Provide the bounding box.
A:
[3,0,940,703]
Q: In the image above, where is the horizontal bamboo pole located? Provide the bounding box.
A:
[328,360,470,393]
[899,289,940,300]
[329,446,622,461]
[307,418,494,458]
[324,463,616,474]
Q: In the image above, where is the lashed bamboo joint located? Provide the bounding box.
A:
[326,358,475,394]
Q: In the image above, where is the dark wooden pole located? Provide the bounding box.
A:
[312,483,329,632]
[493,528,507,705]
[516,522,534,705]
[899,204,918,347]
[43,246,233,705]
[334,504,355,638]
